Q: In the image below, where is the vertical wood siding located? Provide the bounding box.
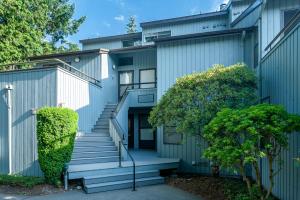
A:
[142,15,229,43]
[260,23,300,200]
[230,0,256,22]
[82,40,122,50]
[56,68,105,133]
[156,33,253,174]
[0,68,57,176]
[261,0,300,57]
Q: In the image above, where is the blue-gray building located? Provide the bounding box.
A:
[0,0,299,199]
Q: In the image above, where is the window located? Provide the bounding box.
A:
[122,39,141,48]
[283,9,299,27]
[139,69,156,88]
[145,31,171,42]
[163,126,182,145]
[119,71,133,98]
[118,57,133,66]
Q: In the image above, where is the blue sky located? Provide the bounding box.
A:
[68,0,229,45]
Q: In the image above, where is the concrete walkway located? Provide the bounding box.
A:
[0,185,202,200]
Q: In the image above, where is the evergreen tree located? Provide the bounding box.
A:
[126,16,137,33]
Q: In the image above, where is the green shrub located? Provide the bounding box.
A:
[149,63,258,137]
[0,175,44,188]
[37,107,78,185]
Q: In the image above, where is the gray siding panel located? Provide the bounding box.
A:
[156,33,251,174]
[0,68,57,176]
[260,23,300,200]
[82,40,122,50]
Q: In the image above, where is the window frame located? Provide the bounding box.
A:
[118,57,134,66]
[139,68,157,89]
[144,30,171,43]
[163,125,183,145]
[118,70,134,99]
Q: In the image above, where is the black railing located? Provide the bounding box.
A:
[119,82,157,100]
[110,118,136,191]
[0,59,101,87]
[265,10,300,51]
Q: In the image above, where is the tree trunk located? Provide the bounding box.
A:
[254,161,264,200]
[265,154,274,199]
[239,163,252,197]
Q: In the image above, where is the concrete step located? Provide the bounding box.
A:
[93,125,109,129]
[83,170,159,185]
[76,136,112,142]
[68,162,179,180]
[84,177,164,194]
[92,128,109,133]
[73,146,117,153]
[95,121,109,126]
[77,132,109,137]
[70,156,119,165]
[75,141,115,147]
[72,151,119,159]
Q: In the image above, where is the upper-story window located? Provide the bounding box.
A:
[122,39,142,48]
[118,57,133,66]
[139,69,156,88]
[283,9,299,27]
[145,31,171,43]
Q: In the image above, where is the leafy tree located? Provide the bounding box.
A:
[149,63,258,137]
[203,104,300,199]
[0,0,85,65]
[126,16,137,33]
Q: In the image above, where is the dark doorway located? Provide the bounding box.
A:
[128,113,134,149]
[138,113,156,150]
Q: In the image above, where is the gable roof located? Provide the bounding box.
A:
[140,11,228,28]
[80,32,142,44]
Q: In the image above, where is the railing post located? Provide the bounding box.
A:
[133,162,136,191]
[119,140,122,167]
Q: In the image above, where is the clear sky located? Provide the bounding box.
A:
[68,0,229,46]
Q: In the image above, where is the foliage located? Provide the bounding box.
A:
[0,0,85,66]
[126,16,137,33]
[37,107,78,185]
[149,63,258,137]
[203,104,300,199]
[0,175,44,188]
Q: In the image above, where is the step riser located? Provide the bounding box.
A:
[75,142,115,147]
[70,157,119,165]
[93,125,109,129]
[72,152,118,159]
[77,134,109,137]
[85,178,164,194]
[73,147,117,152]
[68,162,179,179]
[76,137,112,142]
[84,171,159,185]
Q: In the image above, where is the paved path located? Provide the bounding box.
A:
[0,185,202,200]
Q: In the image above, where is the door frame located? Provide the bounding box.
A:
[118,70,134,99]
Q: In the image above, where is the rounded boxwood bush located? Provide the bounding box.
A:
[37,107,78,185]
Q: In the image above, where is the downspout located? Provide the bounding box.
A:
[5,84,13,175]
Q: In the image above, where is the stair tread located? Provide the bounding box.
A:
[71,156,119,161]
[85,177,163,188]
[84,170,158,180]
[73,151,118,154]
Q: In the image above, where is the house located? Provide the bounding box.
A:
[0,0,299,199]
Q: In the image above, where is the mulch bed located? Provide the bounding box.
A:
[166,174,228,200]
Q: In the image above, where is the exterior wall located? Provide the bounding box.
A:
[142,15,229,44]
[56,68,104,133]
[230,0,256,22]
[82,40,122,51]
[232,1,261,29]
[260,23,300,200]
[156,32,254,174]
[117,49,157,86]
[0,68,57,176]
[261,0,300,57]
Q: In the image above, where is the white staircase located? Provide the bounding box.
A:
[67,103,173,194]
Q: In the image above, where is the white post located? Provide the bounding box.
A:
[5,84,13,175]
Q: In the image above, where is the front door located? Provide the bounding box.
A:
[139,114,156,150]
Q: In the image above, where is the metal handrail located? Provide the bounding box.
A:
[265,10,300,51]
[110,118,136,191]
[0,58,101,87]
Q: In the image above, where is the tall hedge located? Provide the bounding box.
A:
[149,63,258,136]
[37,107,78,185]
